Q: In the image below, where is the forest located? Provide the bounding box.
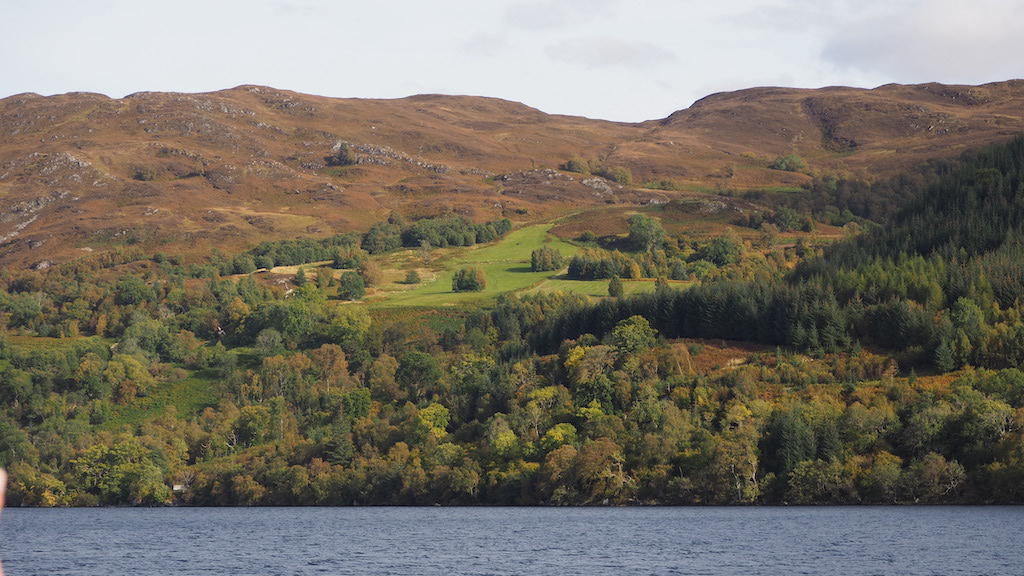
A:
[0,138,1023,506]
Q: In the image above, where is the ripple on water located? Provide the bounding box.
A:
[1,507,1021,576]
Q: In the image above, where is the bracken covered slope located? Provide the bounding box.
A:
[1,81,1022,267]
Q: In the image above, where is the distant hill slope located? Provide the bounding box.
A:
[1,81,1022,267]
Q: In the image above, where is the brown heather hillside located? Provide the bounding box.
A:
[1,81,1022,268]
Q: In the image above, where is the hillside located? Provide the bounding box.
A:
[3,136,1024,507]
[1,81,1023,267]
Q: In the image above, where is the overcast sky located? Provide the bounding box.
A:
[2,0,1022,122]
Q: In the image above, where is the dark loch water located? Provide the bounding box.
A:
[1,507,1021,575]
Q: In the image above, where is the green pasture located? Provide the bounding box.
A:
[375,223,584,307]
[363,222,696,307]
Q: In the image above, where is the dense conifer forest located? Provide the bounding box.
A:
[1,138,1023,506]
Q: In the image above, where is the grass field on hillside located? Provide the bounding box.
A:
[524,277,694,298]
[103,370,223,430]
[375,223,586,307]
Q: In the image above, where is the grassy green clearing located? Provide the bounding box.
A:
[374,223,583,307]
[103,369,223,430]
[368,222,698,307]
[3,334,220,431]
[5,334,113,350]
[525,277,695,298]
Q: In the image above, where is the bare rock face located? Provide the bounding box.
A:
[581,177,616,197]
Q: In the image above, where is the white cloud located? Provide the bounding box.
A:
[545,37,676,70]
[821,0,1024,83]
[457,33,515,59]
[503,0,620,29]
[504,1,570,29]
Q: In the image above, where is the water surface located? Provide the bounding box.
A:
[1,507,1020,575]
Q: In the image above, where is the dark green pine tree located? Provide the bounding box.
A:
[934,338,956,372]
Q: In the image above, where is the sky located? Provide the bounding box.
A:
[2,0,1022,122]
